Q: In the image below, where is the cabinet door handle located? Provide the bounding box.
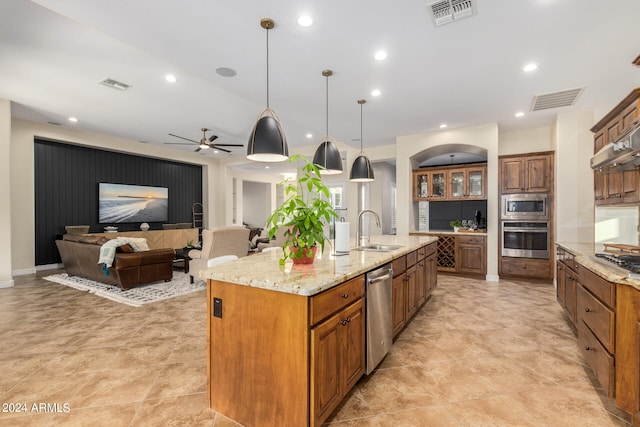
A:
[584,307,591,312]
[341,320,347,326]
[584,346,593,351]
[342,293,349,299]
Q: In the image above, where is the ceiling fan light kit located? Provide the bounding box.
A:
[313,69,343,174]
[247,18,289,163]
[349,99,375,182]
[165,128,242,154]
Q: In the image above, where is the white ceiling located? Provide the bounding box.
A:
[1,0,639,166]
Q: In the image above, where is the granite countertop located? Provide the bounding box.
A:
[411,230,488,236]
[556,242,640,290]
[200,234,438,296]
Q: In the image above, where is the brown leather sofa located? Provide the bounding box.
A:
[55,234,176,290]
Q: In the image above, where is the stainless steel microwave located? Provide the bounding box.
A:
[501,193,549,220]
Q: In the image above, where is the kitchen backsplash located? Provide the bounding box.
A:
[595,206,640,245]
[420,200,487,231]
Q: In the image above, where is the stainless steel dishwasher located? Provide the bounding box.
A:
[365,262,393,374]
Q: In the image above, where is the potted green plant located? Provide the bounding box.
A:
[265,154,338,265]
[450,220,463,232]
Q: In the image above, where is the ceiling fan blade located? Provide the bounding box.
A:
[164,142,195,145]
[211,146,231,153]
[168,133,199,144]
[208,135,219,142]
[195,147,202,152]
[211,143,244,147]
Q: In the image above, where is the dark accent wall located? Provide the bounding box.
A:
[34,138,203,265]
[429,200,487,231]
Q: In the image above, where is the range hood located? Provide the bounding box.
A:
[591,123,640,172]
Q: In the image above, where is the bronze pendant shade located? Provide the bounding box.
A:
[313,69,343,174]
[349,99,375,182]
[349,154,375,182]
[247,18,289,162]
[247,109,289,162]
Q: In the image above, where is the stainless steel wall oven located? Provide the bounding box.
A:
[502,221,550,259]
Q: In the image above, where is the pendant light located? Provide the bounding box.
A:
[247,18,289,162]
[349,99,375,182]
[312,70,343,174]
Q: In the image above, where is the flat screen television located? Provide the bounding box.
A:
[98,183,168,224]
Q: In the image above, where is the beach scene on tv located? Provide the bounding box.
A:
[99,183,168,224]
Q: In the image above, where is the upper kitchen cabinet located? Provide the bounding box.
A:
[591,88,640,205]
[413,163,486,202]
[500,152,554,194]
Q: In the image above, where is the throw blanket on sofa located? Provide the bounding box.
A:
[98,237,150,275]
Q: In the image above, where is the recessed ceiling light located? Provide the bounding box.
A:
[371,89,382,97]
[297,15,313,27]
[68,117,78,122]
[515,112,525,117]
[523,63,538,72]
[306,133,313,138]
[374,50,388,61]
[165,74,177,83]
[215,67,237,77]
[265,166,270,169]
[439,123,447,128]
[213,150,219,154]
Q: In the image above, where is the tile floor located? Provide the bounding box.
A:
[0,271,631,426]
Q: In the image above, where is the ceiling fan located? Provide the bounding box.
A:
[165,128,243,153]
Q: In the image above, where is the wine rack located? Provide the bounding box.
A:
[436,235,456,272]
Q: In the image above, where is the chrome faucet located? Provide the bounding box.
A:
[356,209,381,247]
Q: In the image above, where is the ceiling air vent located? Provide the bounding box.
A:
[427,0,475,27]
[98,78,132,91]
[531,87,585,111]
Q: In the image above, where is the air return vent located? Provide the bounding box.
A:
[98,78,132,91]
[427,0,475,27]
[531,87,584,111]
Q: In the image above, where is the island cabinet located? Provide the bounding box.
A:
[392,242,437,339]
[499,152,553,194]
[207,274,366,427]
[615,284,640,424]
[592,88,640,205]
[310,277,366,426]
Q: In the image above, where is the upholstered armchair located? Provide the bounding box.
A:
[188,226,250,282]
[256,227,288,252]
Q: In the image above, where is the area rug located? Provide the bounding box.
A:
[43,271,205,307]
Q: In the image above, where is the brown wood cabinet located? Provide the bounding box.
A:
[413,233,486,276]
[500,153,553,193]
[592,88,640,205]
[556,246,578,325]
[311,297,365,425]
[392,242,437,339]
[412,163,486,201]
[578,266,616,399]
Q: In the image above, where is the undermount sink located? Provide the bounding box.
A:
[354,244,404,252]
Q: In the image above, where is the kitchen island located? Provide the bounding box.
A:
[200,234,437,427]
[556,242,640,425]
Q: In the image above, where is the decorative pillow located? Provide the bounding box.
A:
[63,234,83,242]
[117,244,135,253]
[122,237,149,251]
[79,235,101,245]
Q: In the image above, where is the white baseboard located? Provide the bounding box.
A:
[0,279,15,288]
[35,263,63,271]
[12,267,36,276]
[485,274,500,282]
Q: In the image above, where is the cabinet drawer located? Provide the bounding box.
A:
[310,275,365,326]
[457,235,485,245]
[501,257,551,278]
[578,320,615,398]
[578,266,616,308]
[417,246,426,260]
[577,284,615,353]
[392,256,406,277]
[406,250,418,267]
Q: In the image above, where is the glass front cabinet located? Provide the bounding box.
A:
[413,164,486,201]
